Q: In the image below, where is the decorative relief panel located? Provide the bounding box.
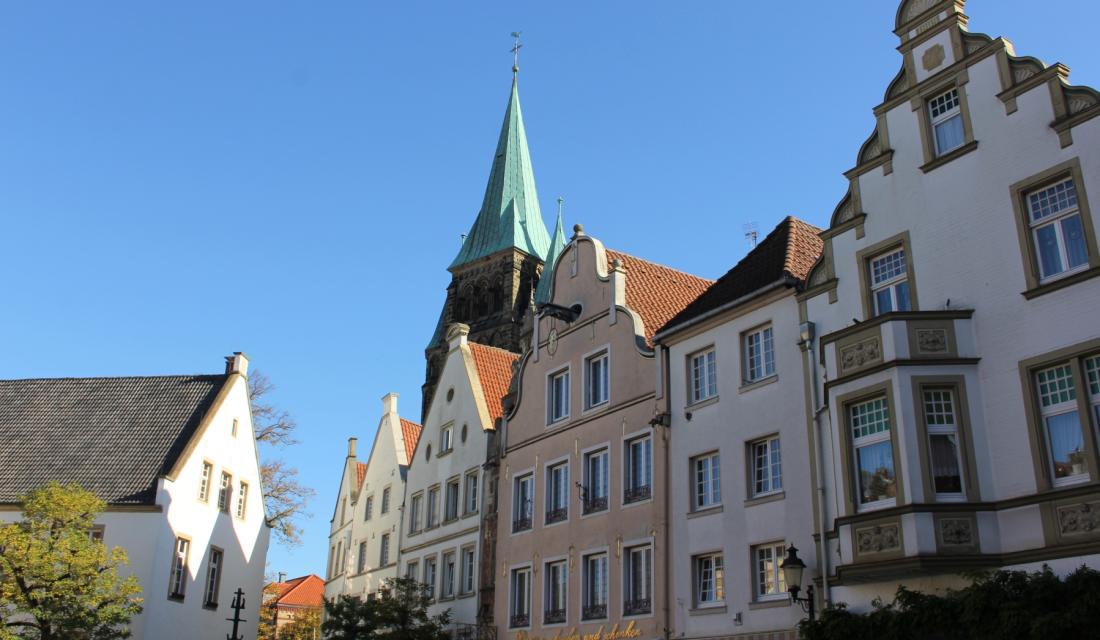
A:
[840,338,883,374]
[904,0,938,22]
[916,329,948,354]
[1058,501,1100,536]
[907,320,958,359]
[1065,86,1100,116]
[922,44,945,72]
[856,523,901,554]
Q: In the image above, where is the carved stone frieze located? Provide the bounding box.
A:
[856,524,901,554]
[939,518,974,546]
[922,44,946,72]
[1058,501,1100,535]
[916,329,948,354]
[840,338,882,373]
[904,0,939,23]
[1009,56,1045,84]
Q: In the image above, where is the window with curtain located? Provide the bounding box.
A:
[583,553,608,620]
[693,452,721,509]
[851,397,897,509]
[1036,364,1088,486]
[624,435,652,503]
[929,87,964,155]
[1028,177,1089,282]
[743,326,775,383]
[923,388,966,499]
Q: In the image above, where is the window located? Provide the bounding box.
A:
[328,547,336,579]
[89,525,105,543]
[236,481,248,519]
[582,553,608,620]
[217,472,232,513]
[694,553,724,607]
[922,389,966,499]
[379,533,390,566]
[545,560,568,624]
[548,368,571,423]
[168,537,190,599]
[423,557,437,599]
[624,545,652,615]
[753,543,787,601]
[405,560,418,581]
[464,471,479,515]
[510,567,531,628]
[1088,356,1100,439]
[337,541,344,573]
[409,493,423,533]
[546,462,569,524]
[689,349,718,403]
[341,498,347,525]
[624,435,652,504]
[1027,177,1089,282]
[693,452,721,509]
[513,474,533,532]
[441,424,454,454]
[461,547,476,595]
[381,487,391,514]
[929,87,964,156]
[357,541,368,574]
[585,351,610,409]
[1036,364,1088,486]
[750,437,782,497]
[426,486,439,528]
[851,397,897,509]
[582,449,609,514]
[204,547,223,607]
[445,478,460,522]
[743,326,775,383]
[199,462,213,502]
[231,418,239,437]
[364,495,374,521]
[441,551,456,598]
[869,248,911,315]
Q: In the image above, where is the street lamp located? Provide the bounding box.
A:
[780,545,815,622]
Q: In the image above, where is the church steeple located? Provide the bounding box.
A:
[449,74,552,270]
[534,199,567,304]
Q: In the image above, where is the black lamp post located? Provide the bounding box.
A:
[780,544,815,622]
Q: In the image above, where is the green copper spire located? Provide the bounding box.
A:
[449,74,552,269]
[534,198,566,304]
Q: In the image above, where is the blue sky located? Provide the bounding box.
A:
[1,1,1097,581]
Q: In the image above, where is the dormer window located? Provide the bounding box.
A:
[929,88,964,156]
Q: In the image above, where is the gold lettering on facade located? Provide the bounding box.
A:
[514,620,641,640]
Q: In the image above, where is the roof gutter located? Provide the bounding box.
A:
[652,276,795,344]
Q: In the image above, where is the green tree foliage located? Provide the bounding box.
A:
[800,565,1100,640]
[321,577,450,640]
[0,482,143,640]
[277,607,322,640]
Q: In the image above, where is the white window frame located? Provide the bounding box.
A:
[582,446,610,515]
[547,366,572,424]
[543,558,569,625]
[444,478,460,522]
[922,388,967,501]
[426,486,440,528]
[169,537,190,599]
[423,556,437,600]
[464,470,479,515]
[851,397,897,511]
[1027,177,1089,282]
[582,551,609,620]
[752,542,787,601]
[750,436,782,498]
[693,452,721,510]
[357,540,368,574]
[405,560,419,581]
[381,486,391,514]
[1036,364,1089,487]
[743,325,776,383]
[199,461,213,502]
[1088,356,1100,445]
[460,546,476,595]
[693,552,724,607]
[513,472,534,532]
[584,348,610,410]
[217,472,232,513]
[623,543,653,616]
[441,550,456,598]
[869,248,911,316]
[203,546,223,607]
[409,493,423,533]
[379,533,390,566]
[929,87,964,156]
[545,458,570,524]
[235,481,248,519]
[689,348,718,404]
[440,423,454,454]
[623,433,652,504]
[510,565,532,628]
[364,494,374,521]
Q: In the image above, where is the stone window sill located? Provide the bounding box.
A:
[686,395,720,412]
[1023,265,1100,300]
[749,597,791,610]
[919,140,978,173]
[744,491,785,508]
[687,505,723,519]
[739,375,778,394]
[689,605,727,616]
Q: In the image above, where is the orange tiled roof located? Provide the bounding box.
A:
[604,249,714,345]
[469,342,519,423]
[355,462,368,490]
[269,574,324,609]
[400,418,422,463]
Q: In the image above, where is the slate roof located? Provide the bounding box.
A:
[604,249,715,346]
[469,342,519,423]
[0,374,228,504]
[400,418,422,463]
[658,216,823,336]
[269,574,324,609]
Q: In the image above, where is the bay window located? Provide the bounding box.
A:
[850,397,897,510]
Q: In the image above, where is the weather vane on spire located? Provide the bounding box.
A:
[511,31,523,73]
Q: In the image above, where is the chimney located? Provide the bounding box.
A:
[382,392,399,416]
[278,572,287,583]
[347,437,357,457]
[224,352,250,376]
[609,259,627,325]
[446,323,470,350]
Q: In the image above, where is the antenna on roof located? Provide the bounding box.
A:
[744,222,759,249]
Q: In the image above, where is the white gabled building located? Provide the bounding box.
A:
[0,353,270,640]
[401,323,517,636]
[325,393,421,601]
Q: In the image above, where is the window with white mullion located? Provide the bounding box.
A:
[586,351,609,409]
[513,474,534,531]
[624,436,652,503]
[1087,356,1100,434]
[548,368,571,424]
[1036,364,1088,486]
[544,561,568,623]
[690,349,717,403]
[546,462,569,523]
[753,543,787,601]
[1028,178,1089,281]
[744,327,775,383]
[694,553,724,606]
[510,567,531,627]
[929,87,964,156]
[869,249,911,315]
[583,449,609,514]
[751,437,782,497]
[922,389,966,500]
[623,545,652,615]
[582,554,608,619]
[694,453,721,509]
[851,397,897,510]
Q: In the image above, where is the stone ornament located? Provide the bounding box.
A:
[922,44,946,72]
[840,338,882,373]
[916,328,949,354]
[1059,502,1100,535]
[939,518,974,546]
[547,329,559,355]
[857,524,901,554]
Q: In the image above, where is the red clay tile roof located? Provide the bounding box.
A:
[658,216,823,336]
[355,462,368,490]
[468,342,519,424]
[270,574,324,608]
[604,249,714,345]
[400,418,422,463]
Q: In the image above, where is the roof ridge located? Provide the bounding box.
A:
[0,373,226,383]
[606,248,715,284]
[468,341,521,358]
[277,574,321,604]
[399,417,423,430]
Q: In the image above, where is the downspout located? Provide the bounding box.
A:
[800,322,831,607]
[658,344,673,640]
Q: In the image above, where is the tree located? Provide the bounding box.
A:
[0,483,143,640]
[257,582,281,640]
[799,565,1100,640]
[277,608,321,640]
[322,577,451,640]
[249,370,315,546]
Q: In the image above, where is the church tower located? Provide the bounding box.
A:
[422,68,552,419]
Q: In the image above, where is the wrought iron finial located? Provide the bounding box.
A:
[511,31,523,73]
[557,196,564,217]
